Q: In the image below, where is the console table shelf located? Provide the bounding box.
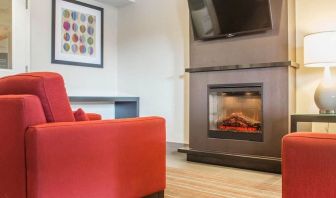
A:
[69,96,139,119]
[291,114,336,132]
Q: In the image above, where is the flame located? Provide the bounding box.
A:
[218,126,260,133]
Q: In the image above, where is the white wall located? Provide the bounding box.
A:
[30,0,118,97]
[117,0,189,143]
[296,0,336,132]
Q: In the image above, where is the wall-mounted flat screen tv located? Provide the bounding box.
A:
[188,0,273,40]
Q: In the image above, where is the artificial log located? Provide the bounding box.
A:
[217,113,261,131]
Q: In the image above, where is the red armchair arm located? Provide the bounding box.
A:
[282,132,336,198]
[0,95,46,198]
[26,117,166,198]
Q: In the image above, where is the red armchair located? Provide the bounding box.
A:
[0,72,166,198]
[282,132,336,198]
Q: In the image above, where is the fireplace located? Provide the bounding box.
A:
[208,83,263,142]
[180,62,297,173]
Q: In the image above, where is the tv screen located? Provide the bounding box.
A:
[188,0,273,40]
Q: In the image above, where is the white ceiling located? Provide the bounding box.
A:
[95,0,135,8]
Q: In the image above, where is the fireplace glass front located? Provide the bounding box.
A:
[208,84,263,142]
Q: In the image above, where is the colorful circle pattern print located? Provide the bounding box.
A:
[61,9,96,56]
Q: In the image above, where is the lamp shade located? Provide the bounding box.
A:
[304,31,336,67]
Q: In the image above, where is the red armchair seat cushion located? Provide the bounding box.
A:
[0,72,75,122]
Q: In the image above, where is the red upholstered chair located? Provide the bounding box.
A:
[0,72,166,198]
[282,132,336,198]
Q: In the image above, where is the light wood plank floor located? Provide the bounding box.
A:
[166,144,281,198]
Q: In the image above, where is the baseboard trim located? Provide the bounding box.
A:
[178,147,281,174]
[167,142,187,153]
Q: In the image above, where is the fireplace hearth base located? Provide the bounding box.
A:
[178,147,281,173]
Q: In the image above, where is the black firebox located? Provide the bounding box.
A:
[208,83,263,142]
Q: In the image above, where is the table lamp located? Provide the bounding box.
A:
[304,31,336,114]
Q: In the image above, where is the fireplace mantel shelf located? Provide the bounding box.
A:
[185,61,299,73]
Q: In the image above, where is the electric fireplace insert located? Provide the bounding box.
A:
[208,83,263,142]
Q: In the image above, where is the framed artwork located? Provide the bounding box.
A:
[0,0,12,69]
[52,0,104,68]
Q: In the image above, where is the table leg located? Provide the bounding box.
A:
[290,117,297,133]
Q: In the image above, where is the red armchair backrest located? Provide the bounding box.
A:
[0,72,75,122]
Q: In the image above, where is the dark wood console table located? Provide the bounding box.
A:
[69,96,139,119]
[291,114,336,132]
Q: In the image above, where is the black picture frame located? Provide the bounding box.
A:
[51,0,104,68]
